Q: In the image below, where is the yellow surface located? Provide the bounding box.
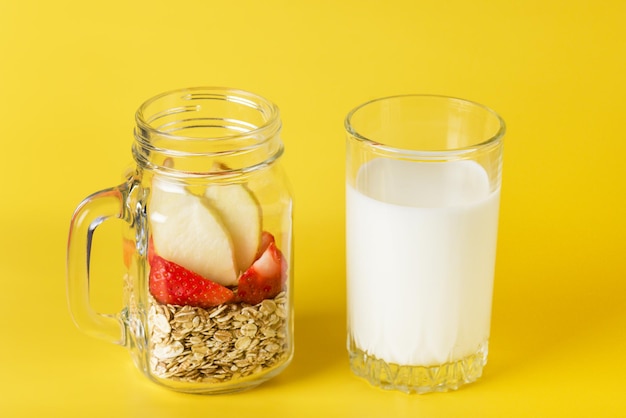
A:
[1,0,625,416]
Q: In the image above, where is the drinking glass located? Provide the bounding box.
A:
[345,95,505,393]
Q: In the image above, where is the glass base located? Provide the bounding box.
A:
[348,338,488,394]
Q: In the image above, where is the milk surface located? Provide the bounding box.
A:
[346,158,500,366]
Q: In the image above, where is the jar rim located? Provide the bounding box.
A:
[135,86,281,144]
[132,87,283,176]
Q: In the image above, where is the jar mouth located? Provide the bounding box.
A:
[345,94,505,160]
[133,87,283,175]
[136,87,280,144]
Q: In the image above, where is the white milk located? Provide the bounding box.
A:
[346,158,500,366]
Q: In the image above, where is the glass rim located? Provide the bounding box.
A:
[135,86,281,143]
[344,94,506,158]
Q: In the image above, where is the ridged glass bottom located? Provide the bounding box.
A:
[348,337,489,394]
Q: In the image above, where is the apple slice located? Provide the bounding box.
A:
[149,178,238,286]
[204,184,262,273]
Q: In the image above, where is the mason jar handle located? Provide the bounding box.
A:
[66,185,128,345]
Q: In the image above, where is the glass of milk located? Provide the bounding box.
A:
[345,95,505,393]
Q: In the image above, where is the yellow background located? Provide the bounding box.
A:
[1,0,625,416]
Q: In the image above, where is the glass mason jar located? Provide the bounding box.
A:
[67,87,294,394]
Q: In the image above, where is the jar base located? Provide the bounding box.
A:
[348,339,488,394]
[144,357,292,395]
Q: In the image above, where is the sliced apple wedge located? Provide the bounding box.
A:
[149,177,239,287]
[204,183,262,273]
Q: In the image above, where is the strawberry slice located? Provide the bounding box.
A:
[256,231,275,259]
[149,254,235,308]
[237,239,287,305]
[147,236,156,265]
[122,238,135,269]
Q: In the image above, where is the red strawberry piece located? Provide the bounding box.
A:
[149,254,235,308]
[237,241,287,305]
[256,231,275,258]
[147,236,157,265]
[122,238,134,269]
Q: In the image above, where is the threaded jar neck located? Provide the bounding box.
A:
[133,87,283,178]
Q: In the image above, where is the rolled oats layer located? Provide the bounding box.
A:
[148,291,289,383]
